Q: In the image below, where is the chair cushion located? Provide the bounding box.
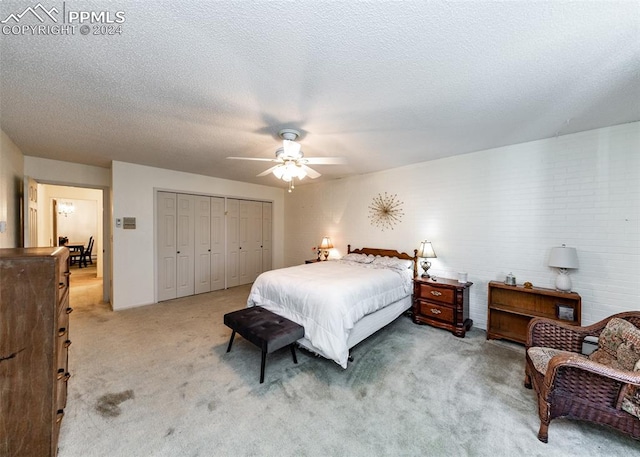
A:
[589,318,640,419]
[622,359,640,419]
[590,317,640,371]
[527,347,585,375]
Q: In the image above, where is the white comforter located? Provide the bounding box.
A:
[247,259,412,368]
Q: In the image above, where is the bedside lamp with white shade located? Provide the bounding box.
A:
[548,245,579,292]
[417,241,437,278]
[319,236,333,260]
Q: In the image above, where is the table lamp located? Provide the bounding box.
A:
[548,244,579,292]
[319,237,333,260]
[417,241,437,278]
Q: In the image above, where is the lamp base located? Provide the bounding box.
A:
[420,260,431,278]
[555,270,572,292]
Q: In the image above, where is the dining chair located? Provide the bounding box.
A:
[81,237,94,267]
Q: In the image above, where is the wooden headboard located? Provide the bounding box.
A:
[347,244,419,277]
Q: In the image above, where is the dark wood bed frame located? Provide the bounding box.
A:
[347,244,419,278]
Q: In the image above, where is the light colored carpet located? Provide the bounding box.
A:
[58,270,638,456]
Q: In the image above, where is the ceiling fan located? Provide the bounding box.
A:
[227,129,346,192]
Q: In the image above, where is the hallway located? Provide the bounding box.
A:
[68,264,107,313]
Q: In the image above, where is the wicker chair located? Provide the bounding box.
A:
[524,311,640,443]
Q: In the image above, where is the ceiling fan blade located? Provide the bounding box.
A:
[227,157,278,162]
[256,165,281,177]
[301,164,321,179]
[303,157,347,165]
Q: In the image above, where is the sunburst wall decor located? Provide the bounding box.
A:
[368,192,404,231]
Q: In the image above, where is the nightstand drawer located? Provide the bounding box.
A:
[418,300,454,324]
[416,283,455,305]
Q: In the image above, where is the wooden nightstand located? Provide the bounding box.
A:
[412,277,473,337]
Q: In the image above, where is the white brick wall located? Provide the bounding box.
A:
[285,122,640,329]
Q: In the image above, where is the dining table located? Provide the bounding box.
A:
[64,242,86,267]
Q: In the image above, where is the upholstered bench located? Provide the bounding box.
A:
[224,307,304,383]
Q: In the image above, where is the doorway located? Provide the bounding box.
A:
[26,180,110,305]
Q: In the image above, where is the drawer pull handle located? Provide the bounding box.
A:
[66,307,73,314]
[430,308,442,314]
[56,410,64,423]
[63,272,71,277]
[430,291,442,296]
[58,283,66,289]
[58,327,67,337]
[64,340,72,348]
[57,369,71,381]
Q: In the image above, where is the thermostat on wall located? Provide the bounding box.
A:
[123,217,136,229]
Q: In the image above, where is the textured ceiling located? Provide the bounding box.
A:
[1,1,639,189]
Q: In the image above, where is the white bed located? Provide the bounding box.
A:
[247,246,417,368]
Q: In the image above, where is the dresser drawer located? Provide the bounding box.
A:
[418,300,454,324]
[416,283,455,305]
[57,254,70,303]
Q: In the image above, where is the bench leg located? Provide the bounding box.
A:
[260,350,267,384]
[290,344,298,364]
[226,330,236,353]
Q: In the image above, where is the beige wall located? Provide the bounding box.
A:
[285,122,640,329]
[111,161,286,310]
[0,129,24,248]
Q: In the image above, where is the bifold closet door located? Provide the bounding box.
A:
[194,196,225,294]
[159,193,224,301]
[156,192,195,300]
[227,199,271,287]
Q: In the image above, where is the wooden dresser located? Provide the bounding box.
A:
[0,247,72,457]
[412,277,473,337]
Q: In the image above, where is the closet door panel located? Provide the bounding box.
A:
[194,196,211,294]
[226,199,240,287]
[237,200,250,285]
[248,201,263,282]
[262,202,272,273]
[210,197,225,291]
[157,192,177,301]
[176,194,195,298]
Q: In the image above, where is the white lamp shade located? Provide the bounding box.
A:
[272,162,306,182]
[417,241,436,258]
[282,139,301,157]
[319,237,333,249]
[548,246,579,269]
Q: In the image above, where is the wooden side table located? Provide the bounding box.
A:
[412,277,473,337]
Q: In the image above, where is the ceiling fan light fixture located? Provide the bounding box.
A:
[272,165,285,180]
[282,139,301,158]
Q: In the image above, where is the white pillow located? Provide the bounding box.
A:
[372,256,413,271]
[341,253,374,264]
